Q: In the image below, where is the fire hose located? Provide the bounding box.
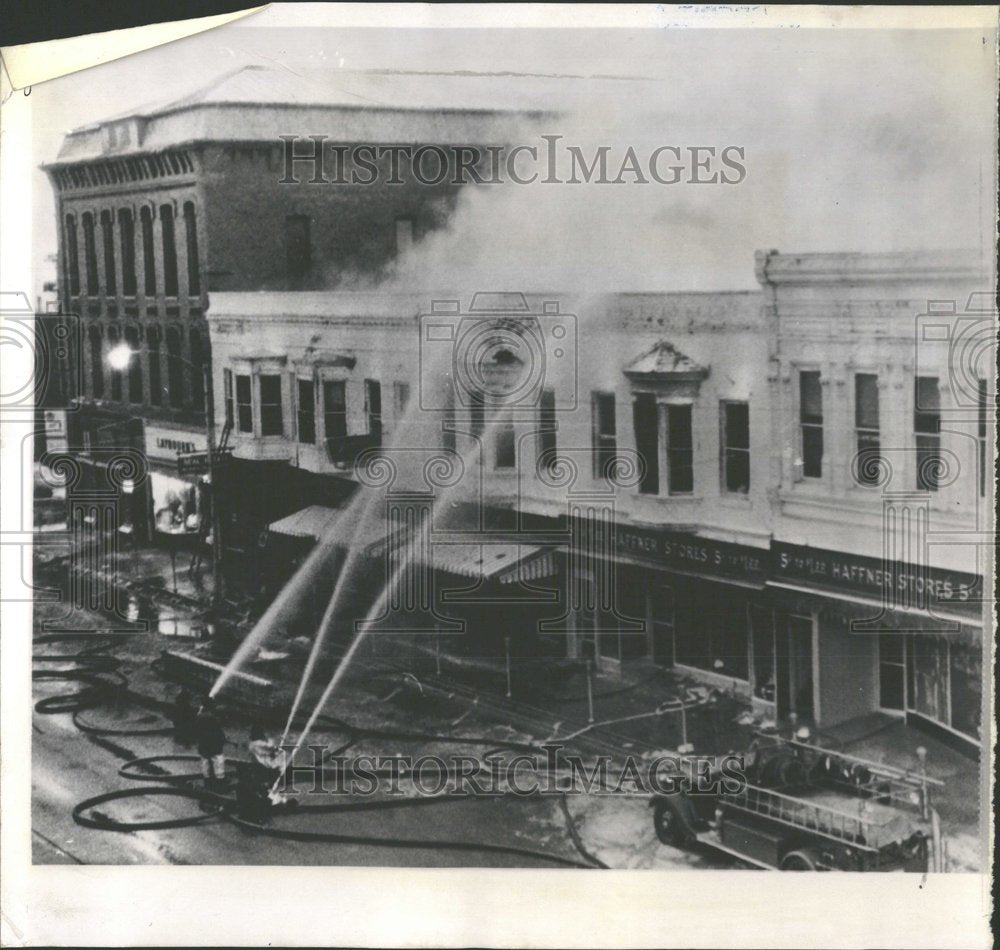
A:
[34,634,607,868]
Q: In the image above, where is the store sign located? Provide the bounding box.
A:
[771,541,983,620]
[145,425,208,464]
[177,452,210,476]
[42,409,68,452]
[579,517,768,586]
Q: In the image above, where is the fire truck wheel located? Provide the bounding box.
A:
[653,798,688,848]
[777,757,809,788]
[780,848,821,870]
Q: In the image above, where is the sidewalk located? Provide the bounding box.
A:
[34,538,756,761]
[32,541,984,871]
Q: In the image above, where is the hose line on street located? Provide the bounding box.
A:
[35,634,607,869]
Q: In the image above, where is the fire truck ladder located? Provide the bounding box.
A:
[722,784,886,850]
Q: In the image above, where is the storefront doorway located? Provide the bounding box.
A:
[777,614,815,722]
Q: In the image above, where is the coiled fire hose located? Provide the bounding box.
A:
[34,634,607,868]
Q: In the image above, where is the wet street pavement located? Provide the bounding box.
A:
[30,556,728,869]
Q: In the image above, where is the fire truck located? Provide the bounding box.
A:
[650,733,944,871]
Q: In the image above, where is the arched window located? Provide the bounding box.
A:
[124,325,142,403]
[166,326,183,409]
[147,325,162,406]
[100,210,116,295]
[106,324,122,400]
[82,212,98,296]
[65,214,80,297]
[160,203,178,296]
[140,206,156,296]
[183,202,200,295]
[190,328,205,412]
[88,325,103,398]
[118,208,136,296]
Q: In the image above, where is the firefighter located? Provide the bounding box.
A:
[194,697,227,791]
[170,687,196,746]
[236,725,285,821]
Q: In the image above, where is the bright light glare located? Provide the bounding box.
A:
[107,343,134,371]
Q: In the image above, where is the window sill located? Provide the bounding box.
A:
[717,492,752,505]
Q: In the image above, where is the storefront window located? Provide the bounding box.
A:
[673,580,749,681]
[750,604,775,701]
[948,639,981,740]
[152,470,200,535]
[907,635,948,723]
[905,634,982,741]
[878,634,905,710]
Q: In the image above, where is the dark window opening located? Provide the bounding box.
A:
[160,204,178,297]
[633,393,659,495]
[118,209,136,296]
[124,326,142,403]
[183,202,201,296]
[147,326,162,406]
[443,383,457,453]
[854,373,881,486]
[915,376,941,491]
[82,212,98,296]
[259,375,283,436]
[223,368,234,428]
[140,207,156,296]
[666,403,693,494]
[365,379,382,445]
[496,420,516,469]
[100,210,116,295]
[166,326,183,409]
[323,380,347,444]
[799,370,823,478]
[107,325,122,400]
[65,214,80,297]
[592,391,616,480]
[236,374,253,433]
[88,325,103,398]
[469,389,485,438]
[722,401,750,494]
[297,379,316,444]
[537,387,557,471]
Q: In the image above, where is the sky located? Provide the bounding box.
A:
[29,18,998,295]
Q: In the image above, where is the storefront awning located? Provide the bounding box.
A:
[268,505,342,541]
[369,534,557,585]
[434,543,557,584]
[766,580,981,631]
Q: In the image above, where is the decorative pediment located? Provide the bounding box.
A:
[624,341,709,382]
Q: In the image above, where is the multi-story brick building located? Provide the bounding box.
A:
[205,248,992,752]
[42,65,563,547]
